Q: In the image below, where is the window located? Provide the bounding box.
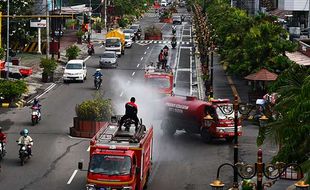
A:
[66,63,82,69]
[146,77,171,89]
[89,155,132,175]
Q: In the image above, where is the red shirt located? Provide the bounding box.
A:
[0,132,6,142]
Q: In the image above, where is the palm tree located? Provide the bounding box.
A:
[257,64,310,181]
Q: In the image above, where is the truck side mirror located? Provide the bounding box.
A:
[173,83,176,87]
[78,161,83,170]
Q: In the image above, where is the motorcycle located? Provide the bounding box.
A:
[31,106,41,126]
[94,76,102,90]
[88,46,95,55]
[137,32,142,40]
[171,40,177,49]
[18,143,32,166]
[172,28,176,35]
[0,141,6,161]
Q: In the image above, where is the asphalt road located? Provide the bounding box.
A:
[0,7,279,190]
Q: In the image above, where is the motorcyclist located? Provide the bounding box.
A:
[87,42,94,54]
[0,127,7,152]
[171,36,177,48]
[119,97,139,129]
[93,69,103,87]
[172,25,176,34]
[18,129,33,156]
[32,98,41,117]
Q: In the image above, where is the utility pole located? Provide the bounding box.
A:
[6,0,10,79]
[37,17,42,54]
[308,0,310,29]
[104,0,107,30]
[88,0,92,43]
[46,0,50,58]
[58,0,62,60]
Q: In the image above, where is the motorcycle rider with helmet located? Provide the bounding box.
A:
[32,98,41,117]
[18,129,33,156]
[93,69,103,87]
[0,126,7,153]
[119,97,139,130]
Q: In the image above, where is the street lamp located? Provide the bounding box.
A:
[210,148,308,190]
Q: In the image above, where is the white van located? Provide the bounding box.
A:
[63,59,87,83]
[161,0,167,6]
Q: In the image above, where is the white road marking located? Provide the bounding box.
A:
[147,47,150,49]
[67,170,78,184]
[87,146,90,152]
[140,57,144,61]
[84,56,91,62]
[144,52,147,54]
[137,64,140,68]
[99,45,103,48]
[27,83,57,103]
[120,91,124,97]
[132,72,135,76]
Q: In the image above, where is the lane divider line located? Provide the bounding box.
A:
[132,72,135,76]
[27,83,56,104]
[67,169,78,184]
[137,64,140,68]
[140,57,144,61]
[84,56,91,62]
[120,91,124,97]
[144,52,147,54]
[147,47,150,49]
[99,45,103,48]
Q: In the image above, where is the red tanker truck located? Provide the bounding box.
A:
[161,96,242,143]
[78,116,153,190]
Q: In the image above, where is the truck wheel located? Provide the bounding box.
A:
[225,137,234,143]
[201,129,212,143]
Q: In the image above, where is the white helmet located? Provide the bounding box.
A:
[96,69,101,72]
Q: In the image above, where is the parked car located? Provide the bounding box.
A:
[161,0,167,6]
[125,34,133,48]
[99,51,118,68]
[123,29,135,40]
[63,59,87,83]
[173,16,182,25]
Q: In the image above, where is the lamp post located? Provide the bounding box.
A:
[6,0,10,79]
[210,148,308,190]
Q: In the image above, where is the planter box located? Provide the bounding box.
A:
[145,33,163,40]
[70,117,109,138]
[42,72,54,83]
[160,18,173,23]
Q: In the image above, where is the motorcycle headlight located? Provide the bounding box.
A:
[21,146,26,150]
[86,184,96,190]
[123,187,133,190]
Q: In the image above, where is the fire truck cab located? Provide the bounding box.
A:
[78,116,153,190]
[161,96,242,143]
[144,65,174,96]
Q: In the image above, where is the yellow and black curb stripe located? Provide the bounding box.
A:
[15,99,26,108]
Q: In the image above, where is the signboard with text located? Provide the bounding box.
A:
[30,20,47,28]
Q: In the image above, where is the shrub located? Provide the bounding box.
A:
[144,25,162,36]
[40,58,58,75]
[75,93,113,121]
[160,9,172,20]
[0,47,5,60]
[66,45,81,60]
[76,30,84,38]
[0,79,27,102]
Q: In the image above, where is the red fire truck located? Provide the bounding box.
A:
[78,117,153,190]
[161,96,242,143]
[144,66,174,96]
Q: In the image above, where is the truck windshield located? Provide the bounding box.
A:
[106,39,121,47]
[147,77,171,89]
[89,155,131,175]
[216,104,241,119]
[66,63,82,69]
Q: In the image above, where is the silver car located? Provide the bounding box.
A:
[123,29,135,40]
[99,51,118,68]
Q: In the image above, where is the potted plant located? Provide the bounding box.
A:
[169,5,178,13]
[40,58,58,83]
[76,30,84,44]
[65,45,81,61]
[144,25,162,40]
[70,93,114,138]
[0,80,27,107]
[159,9,172,23]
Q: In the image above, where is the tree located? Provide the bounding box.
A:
[0,0,36,48]
[257,65,310,181]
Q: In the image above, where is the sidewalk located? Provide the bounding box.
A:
[194,47,298,190]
